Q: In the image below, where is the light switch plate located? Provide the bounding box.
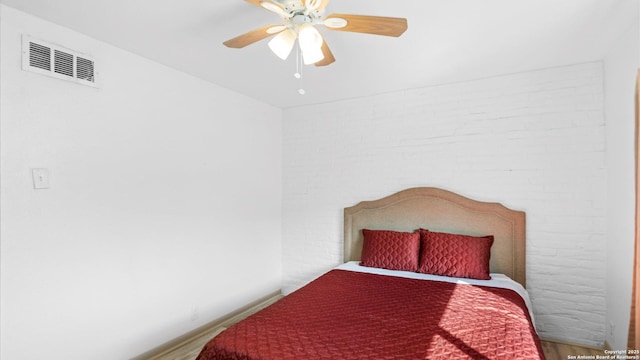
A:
[32,168,50,189]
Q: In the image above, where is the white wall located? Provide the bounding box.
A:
[283,63,607,346]
[604,9,639,349]
[0,5,282,360]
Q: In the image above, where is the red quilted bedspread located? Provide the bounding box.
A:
[197,270,545,360]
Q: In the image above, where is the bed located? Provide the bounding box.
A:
[196,187,545,359]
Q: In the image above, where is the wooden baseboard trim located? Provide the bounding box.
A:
[131,290,283,360]
[540,337,605,351]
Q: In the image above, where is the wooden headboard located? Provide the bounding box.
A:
[343,187,527,287]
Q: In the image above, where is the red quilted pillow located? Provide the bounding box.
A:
[417,229,494,280]
[360,229,420,272]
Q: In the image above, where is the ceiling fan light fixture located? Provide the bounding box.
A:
[298,24,323,49]
[302,45,324,65]
[298,24,324,64]
[268,29,296,60]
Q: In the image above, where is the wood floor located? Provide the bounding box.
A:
[540,339,606,360]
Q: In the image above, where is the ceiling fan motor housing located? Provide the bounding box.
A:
[272,0,310,15]
[292,14,314,26]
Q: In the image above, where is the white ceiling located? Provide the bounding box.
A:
[1,0,637,108]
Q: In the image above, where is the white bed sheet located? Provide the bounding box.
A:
[335,261,537,328]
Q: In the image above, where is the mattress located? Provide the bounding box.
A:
[197,263,545,359]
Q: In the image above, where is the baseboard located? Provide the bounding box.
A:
[130,290,283,360]
[540,337,605,351]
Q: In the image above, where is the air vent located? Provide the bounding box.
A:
[22,35,98,88]
[29,42,51,71]
[76,57,95,82]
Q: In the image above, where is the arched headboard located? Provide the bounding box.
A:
[343,187,526,287]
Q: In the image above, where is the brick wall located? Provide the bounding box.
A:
[283,62,606,347]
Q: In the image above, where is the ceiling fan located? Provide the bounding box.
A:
[223,0,408,67]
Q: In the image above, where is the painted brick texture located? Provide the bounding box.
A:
[282,62,606,347]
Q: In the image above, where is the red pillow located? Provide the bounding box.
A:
[417,229,494,280]
[360,229,420,272]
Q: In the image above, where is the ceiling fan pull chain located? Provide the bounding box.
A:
[294,42,301,79]
[296,43,305,95]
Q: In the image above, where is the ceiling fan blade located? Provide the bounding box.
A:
[305,0,331,11]
[324,14,408,37]
[314,39,335,66]
[244,0,263,7]
[223,25,284,48]
[245,0,290,18]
